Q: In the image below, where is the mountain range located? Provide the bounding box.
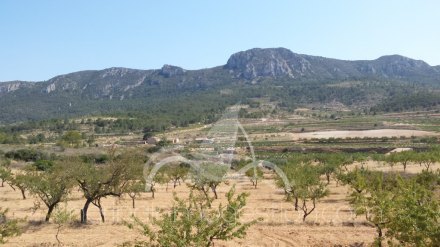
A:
[1,48,439,124]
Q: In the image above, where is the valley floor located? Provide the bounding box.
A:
[3,161,438,247]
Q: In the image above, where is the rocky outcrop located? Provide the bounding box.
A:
[159,64,186,78]
[225,48,440,81]
[225,48,312,79]
[0,81,32,94]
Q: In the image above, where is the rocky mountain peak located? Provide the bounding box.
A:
[159,64,186,78]
[224,48,312,80]
[375,55,430,68]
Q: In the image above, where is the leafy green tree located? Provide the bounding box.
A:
[145,167,169,198]
[415,170,440,191]
[189,163,228,206]
[315,153,347,184]
[7,173,29,200]
[166,164,189,189]
[277,162,329,221]
[61,131,83,147]
[395,151,415,172]
[70,154,138,223]
[350,173,395,247]
[385,151,416,172]
[123,150,149,206]
[386,178,440,246]
[28,133,46,144]
[0,208,21,244]
[126,186,259,247]
[4,149,49,162]
[0,160,12,187]
[245,165,263,189]
[25,165,74,222]
[346,170,440,246]
[125,179,145,208]
[296,169,328,222]
[337,168,376,194]
[32,159,54,171]
[350,153,368,167]
[414,151,438,171]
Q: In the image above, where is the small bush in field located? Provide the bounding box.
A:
[126,186,260,247]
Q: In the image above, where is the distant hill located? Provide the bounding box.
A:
[225,48,439,82]
[1,48,439,124]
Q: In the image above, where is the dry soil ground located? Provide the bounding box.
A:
[3,161,438,247]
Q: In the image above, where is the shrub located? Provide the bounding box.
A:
[126,186,260,247]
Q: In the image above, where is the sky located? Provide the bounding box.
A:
[1,0,439,81]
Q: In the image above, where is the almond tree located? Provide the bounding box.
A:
[386,177,440,246]
[189,163,228,206]
[167,164,189,189]
[70,157,134,223]
[296,166,328,222]
[125,179,145,208]
[25,164,74,222]
[7,173,29,200]
[415,151,438,171]
[245,166,263,189]
[278,162,328,221]
[144,166,169,199]
[126,186,259,247]
[349,172,395,247]
[315,153,347,184]
[0,208,21,244]
[0,159,12,187]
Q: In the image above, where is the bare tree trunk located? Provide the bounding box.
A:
[211,185,218,199]
[20,188,26,200]
[46,204,56,222]
[301,199,316,222]
[98,206,105,222]
[92,199,105,223]
[376,225,383,247]
[81,199,92,223]
[202,187,211,207]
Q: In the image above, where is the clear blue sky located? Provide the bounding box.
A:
[1,0,439,81]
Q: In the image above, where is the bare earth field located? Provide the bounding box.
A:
[3,161,439,247]
[251,128,438,142]
[294,129,438,140]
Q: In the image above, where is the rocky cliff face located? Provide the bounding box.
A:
[225,48,313,79]
[357,55,435,79]
[225,48,440,81]
[159,64,186,78]
[38,68,153,98]
[3,48,439,97]
[0,81,32,94]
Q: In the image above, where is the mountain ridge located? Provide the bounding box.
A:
[1,47,439,124]
[2,47,439,85]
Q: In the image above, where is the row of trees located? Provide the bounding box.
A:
[0,153,261,246]
[382,150,439,171]
[339,168,440,246]
[1,152,253,224]
[1,148,439,246]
